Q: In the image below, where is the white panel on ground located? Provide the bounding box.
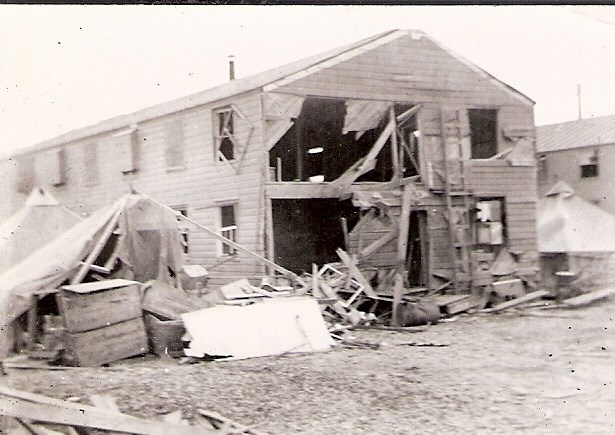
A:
[182,296,334,360]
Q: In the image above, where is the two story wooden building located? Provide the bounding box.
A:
[0,30,538,291]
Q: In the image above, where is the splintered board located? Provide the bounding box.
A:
[65,317,149,366]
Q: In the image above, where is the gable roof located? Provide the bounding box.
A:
[536,114,615,153]
[8,29,533,159]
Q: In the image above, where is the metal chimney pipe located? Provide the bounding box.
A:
[228,55,236,81]
[577,84,582,120]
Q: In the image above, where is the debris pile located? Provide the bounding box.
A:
[0,386,262,434]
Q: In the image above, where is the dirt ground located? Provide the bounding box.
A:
[3,301,614,434]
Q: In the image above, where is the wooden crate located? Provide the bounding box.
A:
[57,279,142,333]
[65,317,149,367]
[144,314,185,357]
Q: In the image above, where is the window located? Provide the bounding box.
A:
[165,119,185,170]
[474,198,506,246]
[83,142,99,186]
[580,150,599,178]
[172,207,189,254]
[219,204,237,256]
[214,107,235,163]
[469,109,498,159]
[112,127,139,173]
[537,154,548,184]
[16,154,36,193]
[47,148,68,186]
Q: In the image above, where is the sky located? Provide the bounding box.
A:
[1,5,615,154]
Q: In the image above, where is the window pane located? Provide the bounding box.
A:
[221,205,235,228]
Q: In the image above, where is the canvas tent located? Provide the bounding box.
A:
[0,193,185,354]
[0,187,81,274]
[537,181,615,290]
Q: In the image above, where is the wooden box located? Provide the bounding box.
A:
[65,317,149,366]
[144,314,185,357]
[58,279,142,333]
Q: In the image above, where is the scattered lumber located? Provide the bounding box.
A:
[197,409,268,435]
[482,290,550,313]
[0,388,215,434]
[562,287,615,308]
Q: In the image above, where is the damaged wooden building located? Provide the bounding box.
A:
[0,29,538,292]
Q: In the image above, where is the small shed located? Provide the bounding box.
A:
[537,181,615,290]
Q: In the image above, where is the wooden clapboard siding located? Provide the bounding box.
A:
[466,160,537,256]
[4,90,267,287]
[276,34,531,109]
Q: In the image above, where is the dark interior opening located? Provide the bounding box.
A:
[406,210,425,287]
[271,198,360,273]
[269,98,419,183]
[469,109,498,159]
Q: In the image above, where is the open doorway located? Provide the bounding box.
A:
[271,198,360,273]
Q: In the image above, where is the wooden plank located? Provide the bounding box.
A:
[393,184,413,326]
[482,290,550,313]
[563,287,615,308]
[141,280,212,321]
[336,249,377,298]
[0,396,209,435]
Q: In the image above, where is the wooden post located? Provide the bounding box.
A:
[389,107,400,179]
[340,217,350,251]
[295,116,304,181]
[392,185,413,326]
[26,296,38,348]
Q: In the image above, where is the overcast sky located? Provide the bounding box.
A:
[1,5,614,154]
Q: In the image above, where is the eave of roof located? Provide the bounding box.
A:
[6,28,535,159]
[536,114,615,153]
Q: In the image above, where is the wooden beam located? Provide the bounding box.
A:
[389,107,400,179]
[392,184,413,326]
[0,396,208,435]
[360,227,399,261]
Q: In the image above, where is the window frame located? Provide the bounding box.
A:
[213,106,237,165]
[216,201,239,257]
[580,150,599,179]
[165,118,186,171]
[468,108,499,160]
[83,141,100,186]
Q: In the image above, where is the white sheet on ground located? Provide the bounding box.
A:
[182,297,334,360]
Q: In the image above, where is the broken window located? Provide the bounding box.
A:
[469,109,498,159]
[83,142,99,186]
[172,207,189,254]
[474,198,506,246]
[165,119,185,170]
[214,106,235,163]
[16,154,36,193]
[580,150,599,178]
[218,204,238,256]
[537,154,548,185]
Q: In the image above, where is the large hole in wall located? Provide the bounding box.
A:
[271,198,360,273]
[269,98,419,182]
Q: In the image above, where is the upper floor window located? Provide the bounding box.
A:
[469,109,498,159]
[46,148,68,187]
[580,150,599,178]
[214,106,236,163]
[172,206,189,254]
[83,142,99,186]
[165,119,185,170]
[16,154,36,193]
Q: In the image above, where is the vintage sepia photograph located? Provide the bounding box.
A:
[0,4,614,433]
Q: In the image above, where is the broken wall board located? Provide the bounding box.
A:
[482,290,550,313]
[144,314,185,357]
[183,297,334,360]
[563,287,615,308]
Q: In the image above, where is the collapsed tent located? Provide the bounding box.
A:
[0,187,81,274]
[0,193,185,334]
[537,181,615,290]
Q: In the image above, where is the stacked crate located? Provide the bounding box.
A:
[57,279,148,366]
